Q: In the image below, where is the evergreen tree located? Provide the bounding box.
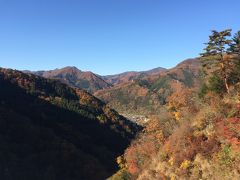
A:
[230,31,240,55]
[229,31,240,84]
[201,29,233,93]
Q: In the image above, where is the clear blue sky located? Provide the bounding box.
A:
[0,0,239,75]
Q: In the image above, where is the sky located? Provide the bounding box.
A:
[0,0,239,75]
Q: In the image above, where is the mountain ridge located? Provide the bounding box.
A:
[24,67,112,93]
[22,58,200,116]
[94,58,201,116]
[102,67,167,85]
[24,66,167,92]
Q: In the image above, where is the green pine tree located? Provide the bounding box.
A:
[229,31,240,84]
[200,29,233,94]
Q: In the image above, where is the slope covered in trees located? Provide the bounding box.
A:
[1,29,239,180]
[102,67,166,85]
[0,68,140,180]
[27,66,112,93]
[26,66,167,94]
[95,58,201,116]
[110,29,240,180]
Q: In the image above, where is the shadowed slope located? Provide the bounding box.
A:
[0,68,141,180]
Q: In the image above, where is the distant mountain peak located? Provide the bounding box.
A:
[102,67,167,85]
[61,66,80,71]
[141,67,167,75]
[175,58,200,67]
[28,66,111,93]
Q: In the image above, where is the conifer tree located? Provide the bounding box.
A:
[229,31,240,84]
[230,31,240,55]
[201,29,232,93]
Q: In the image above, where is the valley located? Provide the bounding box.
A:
[0,57,203,179]
[1,0,240,179]
[2,42,240,179]
[25,58,201,117]
[121,114,150,125]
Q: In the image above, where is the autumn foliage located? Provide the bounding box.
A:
[110,29,240,180]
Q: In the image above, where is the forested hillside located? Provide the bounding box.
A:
[27,66,166,94]
[110,29,240,180]
[0,68,140,180]
[1,0,239,179]
[95,58,201,116]
[25,60,200,117]
[102,67,166,85]
[1,29,239,180]
[27,66,112,93]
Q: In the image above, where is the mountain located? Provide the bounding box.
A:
[141,67,167,75]
[110,83,240,180]
[102,67,166,85]
[109,58,240,180]
[23,59,199,116]
[0,68,140,180]
[27,66,112,93]
[27,66,166,93]
[94,58,201,116]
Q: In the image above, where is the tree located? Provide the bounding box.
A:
[230,31,240,55]
[229,31,240,84]
[201,29,233,94]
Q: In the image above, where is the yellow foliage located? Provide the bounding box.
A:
[180,160,191,170]
[168,157,174,166]
[220,62,224,69]
[155,130,164,141]
[237,92,240,102]
[117,156,125,169]
[174,111,181,121]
